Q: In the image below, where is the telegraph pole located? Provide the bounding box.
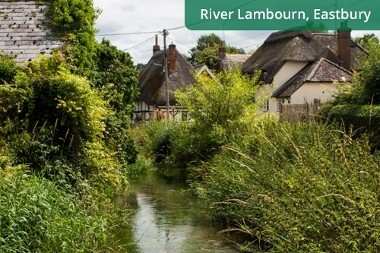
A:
[162,29,170,120]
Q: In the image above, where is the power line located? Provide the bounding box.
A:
[96,31,159,36]
[229,31,272,44]
[123,35,157,51]
[96,24,186,37]
[167,36,193,49]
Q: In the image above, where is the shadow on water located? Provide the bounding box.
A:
[112,168,239,253]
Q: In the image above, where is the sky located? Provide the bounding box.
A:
[93,0,380,65]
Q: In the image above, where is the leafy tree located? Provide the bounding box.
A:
[354,33,379,50]
[171,68,261,166]
[330,38,380,105]
[188,33,245,70]
[92,39,139,113]
[42,0,100,76]
[91,38,139,165]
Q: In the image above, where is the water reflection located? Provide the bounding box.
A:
[114,169,238,253]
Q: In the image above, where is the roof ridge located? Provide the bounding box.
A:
[321,57,353,75]
[306,58,324,80]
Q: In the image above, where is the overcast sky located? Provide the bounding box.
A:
[93,0,380,65]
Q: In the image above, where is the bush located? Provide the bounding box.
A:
[317,104,380,149]
[172,68,261,166]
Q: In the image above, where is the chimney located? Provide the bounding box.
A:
[219,41,226,60]
[337,21,352,71]
[168,43,176,71]
[153,35,160,55]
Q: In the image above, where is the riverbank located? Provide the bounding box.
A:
[131,118,380,252]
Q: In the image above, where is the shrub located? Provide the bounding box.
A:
[172,68,261,166]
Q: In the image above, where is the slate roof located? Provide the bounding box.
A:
[0,0,63,64]
[138,49,196,106]
[242,30,340,83]
[272,58,353,98]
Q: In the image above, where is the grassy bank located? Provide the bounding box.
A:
[134,118,380,252]
[191,120,380,252]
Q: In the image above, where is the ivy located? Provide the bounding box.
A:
[39,0,100,75]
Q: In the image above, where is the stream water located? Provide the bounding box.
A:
[112,168,239,253]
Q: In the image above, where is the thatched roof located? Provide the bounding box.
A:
[272,58,352,98]
[0,1,63,64]
[242,30,341,83]
[138,49,196,106]
[219,53,251,70]
[313,33,367,70]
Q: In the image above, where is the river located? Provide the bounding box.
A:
[112,168,240,253]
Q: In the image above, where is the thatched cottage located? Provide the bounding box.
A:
[133,37,196,123]
[242,25,365,117]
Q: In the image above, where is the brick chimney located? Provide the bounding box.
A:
[337,21,352,71]
[153,35,160,55]
[219,41,226,60]
[168,43,176,71]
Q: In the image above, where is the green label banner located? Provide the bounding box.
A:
[185,0,380,30]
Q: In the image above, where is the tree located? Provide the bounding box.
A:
[354,33,380,50]
[91,38,139,165]
[188,33,245,70]
[330,37,380,105]
[92,39,139,114]
[171,68,261,165]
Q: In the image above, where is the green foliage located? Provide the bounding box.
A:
[354,33,380,50]
[318,104,380,149]
[188,33,246,69]
[41,0,100,75]
[192,120,380,252]
[15,55,108,157]
[328,38,380,105]
[0,53,21,84]
[92,38,139,112]
[171,68,261,166]
[0,165,116,253]
[131,121,173,164]
[0,54,131,191]
[92,38,139,167]
[0,1,142,252]
[354,41,380,104]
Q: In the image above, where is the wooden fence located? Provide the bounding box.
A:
[280,100,322,122]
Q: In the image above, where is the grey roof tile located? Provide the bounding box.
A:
[0,0,63,64]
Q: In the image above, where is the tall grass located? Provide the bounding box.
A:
[191,120,380,252]
[0,165,116,252]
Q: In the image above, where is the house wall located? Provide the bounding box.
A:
[133,101,154,123]
[256,84,280,115]
[258,81,339,117]
[273,61,308,86]
[291,82,338,104]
